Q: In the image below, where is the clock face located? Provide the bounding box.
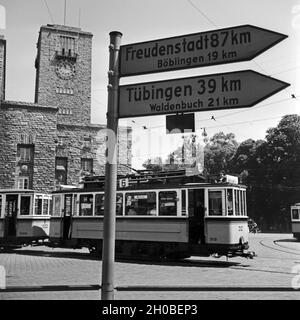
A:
[55,60,76,80]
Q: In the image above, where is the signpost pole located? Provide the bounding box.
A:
[101,31,122,300]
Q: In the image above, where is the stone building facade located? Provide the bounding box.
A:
[0,25,132,193]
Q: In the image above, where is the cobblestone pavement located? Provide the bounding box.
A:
[0,233,299,300]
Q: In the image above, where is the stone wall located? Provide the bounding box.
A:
[0,101,58,192]
[56,124,132,186]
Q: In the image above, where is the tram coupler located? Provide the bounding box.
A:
[241,250,256,259]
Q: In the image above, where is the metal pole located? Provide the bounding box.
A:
[64,0,67,25]
[101,31,122,300]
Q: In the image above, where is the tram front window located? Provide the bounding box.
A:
[125,192,156,216]
[208,191,222,216]
[20,196,31,215]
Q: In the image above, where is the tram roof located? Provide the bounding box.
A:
[52,181,246,194]
[0,189,49,194]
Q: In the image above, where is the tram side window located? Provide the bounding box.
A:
[239,191,245,216]
[52,196,61,216]
[227,189,233,216]
[43,198,49,215]
[208,191,222,216]
[159,191,177,216]
[0,195,2,217]
[292,209,299,220]
[125,192,156,216]
[234,190,240,216]
[20,196,31,215]
[181,190,187,216]
[73,195,78,216]
[79,194,94,216]
[95,194,104,215]
[116,194,123,216]
[243,191,247,216]
[95,194,123,216]
[35,196,43,215]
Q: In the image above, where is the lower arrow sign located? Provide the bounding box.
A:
[118,70,290,118]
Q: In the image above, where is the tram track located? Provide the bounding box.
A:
[259,240,300,256]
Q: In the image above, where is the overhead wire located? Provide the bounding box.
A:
[42,0,55,24]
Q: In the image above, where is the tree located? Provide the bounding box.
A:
[142,157,163,171]
[204,132,239,176]
[231,115,300,232]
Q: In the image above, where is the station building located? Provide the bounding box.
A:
[0,24,132,193]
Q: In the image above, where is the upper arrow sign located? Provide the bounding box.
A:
[120,25,287,77]
[118,70,290,118]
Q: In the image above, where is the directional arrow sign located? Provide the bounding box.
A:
[120,25,287,76]
[118,70,290,118]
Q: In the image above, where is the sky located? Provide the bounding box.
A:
[0,0,299,169]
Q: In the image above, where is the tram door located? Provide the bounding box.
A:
[188,189,205,244]
[4,195,18,237]
[63,194,72,239]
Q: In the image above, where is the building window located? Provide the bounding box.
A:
[55,157,68,185]
[81,158,93,174]
[57,36,77,59]
[58,107,73,115]
[57,136,67,146]
[56,87,74,95]
[18,177,29,190]
[83,137,92,149]
[17,144,34,162]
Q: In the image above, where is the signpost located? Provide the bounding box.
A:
[120,25,287,76]
[102,25,289,300]
[118,70,290,118]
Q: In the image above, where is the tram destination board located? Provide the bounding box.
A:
[118,70,290,118]
[119,25,287,76]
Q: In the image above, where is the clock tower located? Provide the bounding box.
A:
[34,24,93,125]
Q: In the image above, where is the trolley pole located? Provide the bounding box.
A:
[101,31,122,300]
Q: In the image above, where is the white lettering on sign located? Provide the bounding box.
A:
[118,70,289,118]
[120,25,287,76]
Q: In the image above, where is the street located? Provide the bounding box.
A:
[0,233,299,300]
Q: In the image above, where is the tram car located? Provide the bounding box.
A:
[291,203,300,240]
[0,189,51,248]
[49,170,254,259]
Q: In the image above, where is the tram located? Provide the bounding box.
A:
[0,189,51,248]
[291,203,300,240]
[49,170,254,259]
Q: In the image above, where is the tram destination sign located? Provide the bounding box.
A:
[119,25,287,76]
[118,70,290,118]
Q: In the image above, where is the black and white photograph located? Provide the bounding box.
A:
[0,0,299,310]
